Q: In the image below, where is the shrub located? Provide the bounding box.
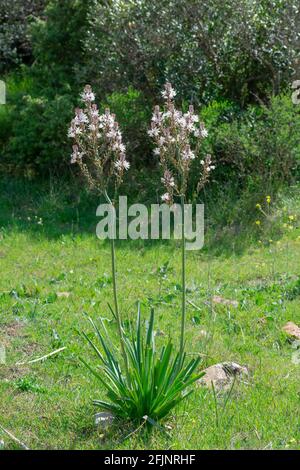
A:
[8,91,75,175]
[85,0,300,105]
[30,0,90,89]
[211,93,300,190]
[103,87,152,168]
[0,0,47,73]
[198,92,300,237]
[0,0,91,176]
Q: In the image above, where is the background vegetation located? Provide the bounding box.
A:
[0,0,300,450]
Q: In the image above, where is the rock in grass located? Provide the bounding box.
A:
[56,292,71,298]
[95,412,114,429]
[198,362,248,390]
[212,296,239,308]
[0,344,6,365]
[282,322,300,340]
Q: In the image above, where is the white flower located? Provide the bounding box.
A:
[178,117,187,129]
[200,128,208,138]
[182,147,195,161]
[200,123,208,138]
[153,148,160,156]
[118,143,126,153]
[115,157,130,171]
[152,114,163,125]
[107,130,117,139]
[81,85,95,103]
[91,107,99,119]
[161,83,177,101]
[74,109,88,125]
[68,125,82,138]
[68,127,76,138]
[186,123,196,133]
[71,145,84,164]
[161,170,175,188]
[161,193,172,203]
[148,127,160,137]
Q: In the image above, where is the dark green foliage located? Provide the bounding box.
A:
[30,0,91,90]
[1,0,299,201]
[209,94,300,190]
[8,93,75,175]
[1,0,91,175]
[103,88,152,167]
[85,0,300,104]
[0,0,47,73]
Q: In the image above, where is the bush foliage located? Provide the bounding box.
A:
[0,0,299,210]
[85,0,300,104]
[0,0,47,73]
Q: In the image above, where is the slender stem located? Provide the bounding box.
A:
[180,194,186,355]
[104,191,130,380]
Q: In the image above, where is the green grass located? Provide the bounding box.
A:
[0,178,300,450]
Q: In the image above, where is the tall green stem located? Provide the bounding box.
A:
[104,191,129,380]
[180,194,186,355]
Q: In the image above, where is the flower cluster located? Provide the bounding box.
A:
[68,85,129,192]
[148,82,214,203]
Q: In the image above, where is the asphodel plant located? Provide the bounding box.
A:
[148,82,215,354]
[68,85,130,379]
[68,83,209,424]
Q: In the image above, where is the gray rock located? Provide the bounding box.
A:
[95,412,114,428]
[0,344,6,365]
[198,362,249,390]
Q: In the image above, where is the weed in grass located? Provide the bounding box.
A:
[14,376,46,394]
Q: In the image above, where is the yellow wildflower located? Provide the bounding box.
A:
[255,220,261,226]
[266,195,271,204]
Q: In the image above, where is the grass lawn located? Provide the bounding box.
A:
[0,180,300,450]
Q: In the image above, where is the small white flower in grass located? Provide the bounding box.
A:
[153,148,160,156]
